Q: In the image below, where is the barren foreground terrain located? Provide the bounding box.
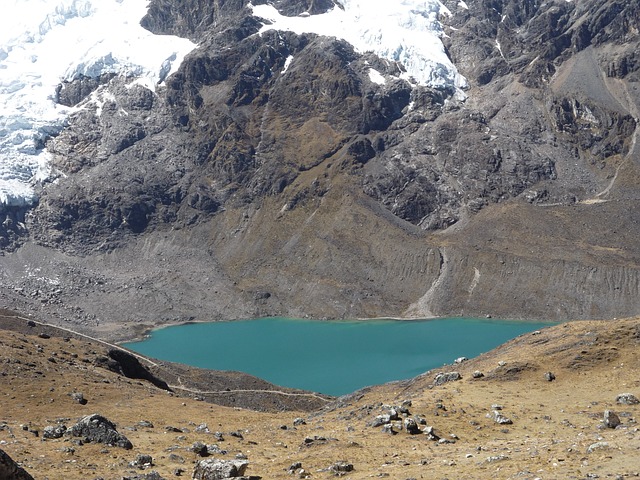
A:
[0,315,639,479]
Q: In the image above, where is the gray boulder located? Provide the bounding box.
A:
[587,441,610,453]
[616,393,639,405]
[130,454,154,469]
[0,448,34,480]
[70,392,88,405]
[192,458,249,479]
[433,372,462,386]
[123,472,165,480]
[369,414,391,427]
[491,410,513,425]
[603,410,621,429]
[423,425,439,441]
[190,441,208,457]
[43,424,67,439]
[381,424,396,435]
[70,414,133,449]
[329,461,354,473]
[403,417,421,435]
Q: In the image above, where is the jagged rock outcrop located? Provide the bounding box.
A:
[192,458,250,480]
[95,349,171,391]
[0,0,639,330]
[71,414,133,449]
[0,448,34,480]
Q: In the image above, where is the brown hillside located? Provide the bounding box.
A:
[0,316,638,479]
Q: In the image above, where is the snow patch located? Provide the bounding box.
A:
[0,0,196,207]
[368,68,386,85]
[281,55,294,74]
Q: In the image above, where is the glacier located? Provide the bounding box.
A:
[251,0,467,91]
[0,0,196,207]
[0,0,467,210]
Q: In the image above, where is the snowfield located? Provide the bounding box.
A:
[251,0,467,91]
[0,0,196,207]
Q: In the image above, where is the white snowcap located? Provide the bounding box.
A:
[0,0,196,207]
[251,0,466,91]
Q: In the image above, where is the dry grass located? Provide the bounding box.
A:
[0,318,639,479]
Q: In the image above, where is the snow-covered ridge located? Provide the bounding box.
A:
[250,0,467,92]
[0,0,196,207]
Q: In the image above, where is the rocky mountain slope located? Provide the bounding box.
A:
[0,313,638,479]
[0,0,638,336]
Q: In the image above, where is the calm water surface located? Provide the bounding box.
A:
[123,317,555,396]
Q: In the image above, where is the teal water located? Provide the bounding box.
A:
[123,317,555,396]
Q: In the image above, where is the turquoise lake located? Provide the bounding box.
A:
[123,317,555,396]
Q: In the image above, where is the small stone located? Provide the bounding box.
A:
[195,424,209,433]
[70,392,88,405]
[293,418,306,426]
[544,372,556,382]
[207,444,227,455]
[486,454,509,463]
[423,426,439,441]
[129,454,153,469]
[438,438,455,444]
[587,441,610,453]
[404,418,421,435]
[369,414,391,427]
[472,371,484,378]
[190,441,208,456]
[433,372,461,386]
[491,410,513,425]
[329,461,353,473]
[454,357,468,364]
[603,410,621,429]
[381,424,396,435]
[616,393,639,405]
[43,425,67,439]
[168,454,184,464]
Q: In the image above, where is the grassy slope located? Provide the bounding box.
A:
[0,316,638,479]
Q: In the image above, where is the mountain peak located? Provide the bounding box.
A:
[0,0,195,207]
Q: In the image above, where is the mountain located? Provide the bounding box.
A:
[1,310,639,479]
[0,0,638,338]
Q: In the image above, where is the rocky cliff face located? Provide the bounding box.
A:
[0,0,639,333]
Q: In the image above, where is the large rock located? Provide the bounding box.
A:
[603,410,621,429]
[70,414,133,449]
[0,448,34,480]
[192,458,249,479]
[433,372,462,386]
[616,393,640,405]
